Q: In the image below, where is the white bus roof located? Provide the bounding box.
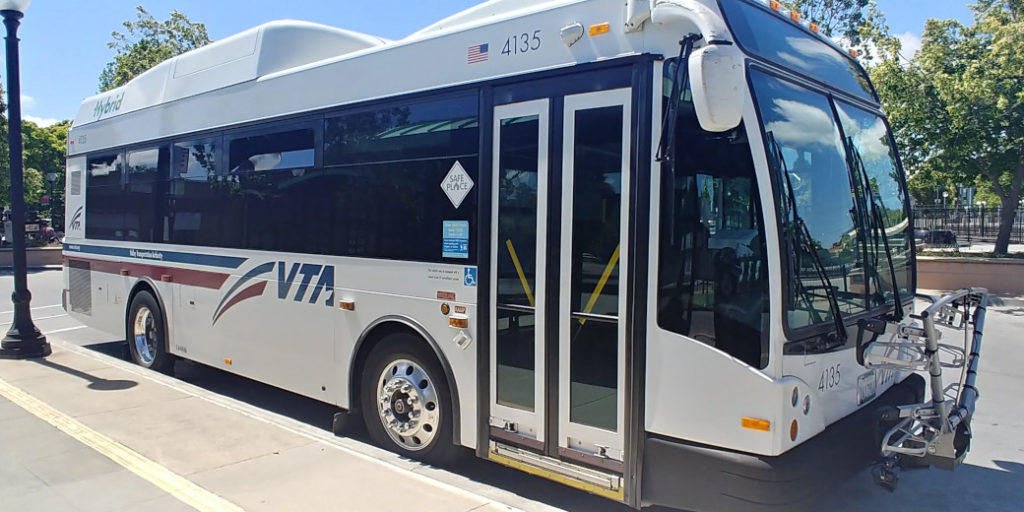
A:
[72,0,576,130]
[75,19,389,128]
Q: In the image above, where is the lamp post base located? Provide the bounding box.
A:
[0,328,51,359]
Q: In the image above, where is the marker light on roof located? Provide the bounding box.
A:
[756,0,854,58]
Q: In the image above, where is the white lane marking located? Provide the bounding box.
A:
[44,326,89,335]
[0,304,63,315]
[31,313,69,321]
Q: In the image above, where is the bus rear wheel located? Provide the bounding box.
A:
[360,333,456,464]
[126,291,175,374]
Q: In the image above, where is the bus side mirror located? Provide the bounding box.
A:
[689,43,745,133]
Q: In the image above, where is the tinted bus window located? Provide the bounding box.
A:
[126,147,170,242]
[657,62,770,368]
[85,153,125,240]
[229,128,315,173]
[169,138,243,248]
[322,95,479,262]
[227,128,317,252]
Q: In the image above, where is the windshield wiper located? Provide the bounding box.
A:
[656,34,702,164]
[846,138,905,321]
[767,132,848,344]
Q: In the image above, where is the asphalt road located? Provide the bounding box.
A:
[3,268,1022,511]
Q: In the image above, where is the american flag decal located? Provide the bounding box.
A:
[467,43,489,64]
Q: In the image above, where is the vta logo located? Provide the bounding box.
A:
[213,261,334,324]
[69,206,84,230]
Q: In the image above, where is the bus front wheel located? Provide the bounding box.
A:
[126,290,175,374]
[360,333,456,464]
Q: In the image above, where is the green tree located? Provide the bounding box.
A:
[22,167,43,208]
[781,0,869,38]
[872,0,1024,253]
[99,6,210,92]
[0,85,57,215]
[22,120,71,224]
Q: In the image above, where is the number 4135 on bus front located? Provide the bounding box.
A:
[502,30,541,56]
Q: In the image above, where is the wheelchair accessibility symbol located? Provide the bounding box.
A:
[464,267,477,287]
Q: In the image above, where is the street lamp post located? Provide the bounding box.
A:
[0,0,50,359]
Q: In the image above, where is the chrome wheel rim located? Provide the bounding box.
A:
[376,358,440,451]
[132,306,157,365]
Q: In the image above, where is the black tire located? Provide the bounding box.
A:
[360,332,456,464]
[126,290,175,374]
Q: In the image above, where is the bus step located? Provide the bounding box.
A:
[487,441,624,502]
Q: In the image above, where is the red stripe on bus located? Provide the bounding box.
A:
[212,281,268,324]
[68,258,231,290]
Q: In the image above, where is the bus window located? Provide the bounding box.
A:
[657,61,769,368]
[228,128,317,252]
[321,95,479,262]
[228,128,314,173]
[169,138,243,248]
[125,147,170,242]
[85,152,126,241]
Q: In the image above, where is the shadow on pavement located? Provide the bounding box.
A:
[815,460,1024,512]
[81,339,640,512]
[33,357,138,391]
[986,296,1024,317]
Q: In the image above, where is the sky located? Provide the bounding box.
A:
[1,0,976,127]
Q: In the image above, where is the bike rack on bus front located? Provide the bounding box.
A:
[860,287,988,489]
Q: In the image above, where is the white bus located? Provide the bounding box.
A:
[62,0,989,509]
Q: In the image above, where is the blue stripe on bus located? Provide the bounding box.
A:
[62,243,247,269]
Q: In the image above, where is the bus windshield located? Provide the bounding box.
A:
[834,101,913,309]
[750,69,910,334]
[719,0,875,102]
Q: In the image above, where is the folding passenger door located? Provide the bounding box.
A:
[489,88,632,500]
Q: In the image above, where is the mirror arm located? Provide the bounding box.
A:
[655,34,703,163]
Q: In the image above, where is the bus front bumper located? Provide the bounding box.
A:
[641,373,925,512]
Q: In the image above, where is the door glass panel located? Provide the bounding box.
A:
[496,115,540,411]
[568,106,623,432]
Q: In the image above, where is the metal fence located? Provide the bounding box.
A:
[913,206,1024,245]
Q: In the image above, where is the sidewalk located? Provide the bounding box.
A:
[0,344,529,512]
[0,393,195,512]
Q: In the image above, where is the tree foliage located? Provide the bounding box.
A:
[23,120,71,223]
[1,120,69,218]
[98,6,210,92]
[871,0,1024,253]
[0,80,70,220]
[782,0,870,39]
[0,84,47,213]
